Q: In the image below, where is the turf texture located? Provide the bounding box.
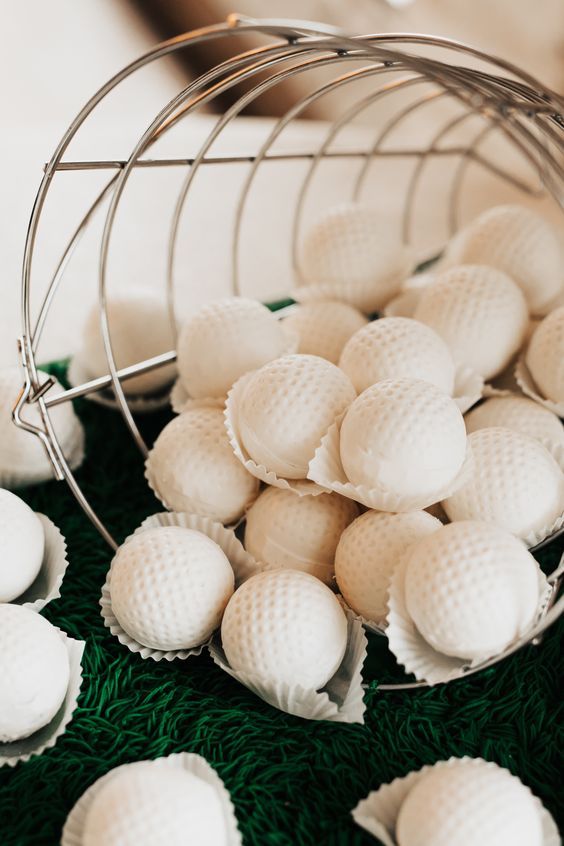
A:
[0,359,562,846]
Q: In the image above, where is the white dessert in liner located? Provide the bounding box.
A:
[516,357,564,419]
[282,301,368,364]
[465,394,564,447]
[12,513,70,612]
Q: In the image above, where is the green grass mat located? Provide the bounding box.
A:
[1,360,562,845]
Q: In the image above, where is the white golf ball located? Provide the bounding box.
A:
[335,510,442,623]
[297,203,413,312]
[221,569,348,690]
[414,265,528,379]
[404,521,540,660]
[110,527,235,651]
[443,204,564,315]
[244,488,358,585]
[82,761,228,846]
[396,758,543,846]
[339,379,467,500]
[146,405,259,524]
[177,297,293,399]
[238,354,356,479]
[339,317,455,395]
[526,306,564,404]
[283,301,368,364]
[0,604,70,742]
[443,427,564,539]
[465,395,564,447]
[0,489,44,602]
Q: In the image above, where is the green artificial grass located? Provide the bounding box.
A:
[0,358,562,846]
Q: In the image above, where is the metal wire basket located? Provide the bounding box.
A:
[14,16,564,689]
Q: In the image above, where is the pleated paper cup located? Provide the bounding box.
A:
[68,354,172,414]
[515,357,564,419]
[522,441,564,549]
[386,550,552,686]
[0,632,85,768]
[337,597,387,637]
[208,609,367,724]
[453,365,484,414]
[12,514,69,612]
[352,757,560,846]
[307,415,474,513]
[61,752,242,846]
[100,511,262,662]
[224,371,326,497]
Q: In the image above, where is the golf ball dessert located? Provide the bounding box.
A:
[283,301,368,364]
[237,354,356,479]
[403,521,540,660]
[525,306,564,405]
[335,510,442,624]
[0,604,70,742]
[339,316,455,395]
[110,526,235,651]
[221,569,348,690]
[443,204,564,315]
[443,427,564,540]
[244,488,358,585]
[339,378,467,501]
[414,265,528,379]
[81,760,228,846]
[395,758,544,846]
[465,395,564,447]
[0,489,44,602]
[297,202,413,312]
[146,404,259,524]
[176,297,294,399]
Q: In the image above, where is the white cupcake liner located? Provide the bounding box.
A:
[208,610,367,724]
[100,511,262,662]
[522,440,564,549]
[386,549,552,685]
[337,597,387,637]
[224,371,326,497]
[61,751,242,846]
[0,631,85,768]
[68,354,172,414]
[453,365,484,413]
[307,414,474,512]
[515,357,564,419]
[12,514,69,612]
[351,756,560,846]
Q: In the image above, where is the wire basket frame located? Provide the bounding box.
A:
[14,16,564,690]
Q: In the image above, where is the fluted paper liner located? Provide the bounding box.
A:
[337,596,387,637]
[208,610,367,724]
[307,415,474,512]
[68,354,172,414]
[61,752,242,846]
[0,632,85,768]
[225,371,326,497]
[100,511,262,662]
[515,357,564,418]
[12,514,69,612]
[453,365,484,413]
[352,756,560,846]
[386,549,552,685]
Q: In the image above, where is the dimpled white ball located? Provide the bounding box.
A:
[396,758,543,846]
[335,510,441,623]
[339,379,467,499]
[238,354,356,479]
[526,306,564,404]
[110,527,235,651]
[444,204,564,314]
[443,427,564,539]
[297,203,413,312]
[0,367,84,489]
[221,569,348,689]
[146,405,259,524]
[339,317,455,395]
[404,521,540,659]
[79,291,176,395]
[414,265,528,379]
[283,301,368,364]
[0,604,69,741]
[0,489,44,602]
[244,488,358,585]
[177,297,292,399]
[465,395,564,447]
[82,762,227,846]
